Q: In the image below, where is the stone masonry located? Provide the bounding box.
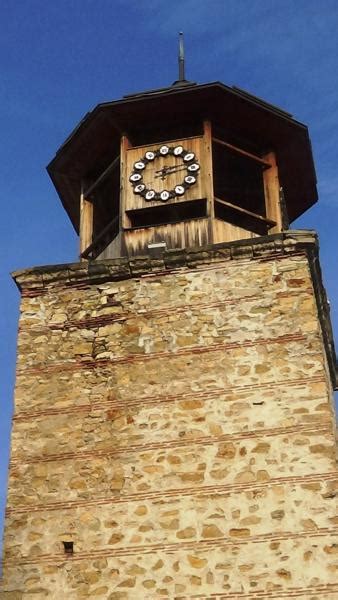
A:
[0,231,337,599]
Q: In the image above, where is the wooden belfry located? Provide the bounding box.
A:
[47,74,317,260]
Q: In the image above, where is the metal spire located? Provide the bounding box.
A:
[178,31,185,82]
[172,31,195,87]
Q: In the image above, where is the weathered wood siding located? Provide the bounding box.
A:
[124,218,209,256]
[213,218,258,243]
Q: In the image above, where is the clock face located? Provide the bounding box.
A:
[129,144,200,202]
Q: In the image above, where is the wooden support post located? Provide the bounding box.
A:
[120,134,131,230]
[203,120,214,244]
[79,183,93,259]
[263,151,282,233]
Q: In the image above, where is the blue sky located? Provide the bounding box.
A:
[1,0,338,555]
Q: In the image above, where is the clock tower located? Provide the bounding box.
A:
[1,60,337,598]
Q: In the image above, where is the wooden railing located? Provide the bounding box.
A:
[214,197,276,227]
[80,215,119,260]
[212,137,271,168]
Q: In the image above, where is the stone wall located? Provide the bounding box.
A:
[1,233,337,599]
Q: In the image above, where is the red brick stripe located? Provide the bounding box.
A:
[9,422,331,467]
[49,295,265,330]
[174,584,338,599]
[19,289,313,334]
[12,374,326,422]
[6,470,337,515]
[3,528,337,566]
[16,332,310,375]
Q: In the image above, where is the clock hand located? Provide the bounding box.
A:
[155,164,186,174]
[154,165,187,178]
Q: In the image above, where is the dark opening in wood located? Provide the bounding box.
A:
[63,541,74,555]
[91,165,120,241]
[213,140,266,224]
[126,198,207,229]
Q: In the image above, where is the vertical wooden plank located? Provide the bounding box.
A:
[120,134,131,230]
[203,120,214,244]
[79,183,93,259]
[263,152,282,233]
[203,121,214,215]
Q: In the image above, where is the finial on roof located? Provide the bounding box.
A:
[172,32,196,87]
[178,31,185,82]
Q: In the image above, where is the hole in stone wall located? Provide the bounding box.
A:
[63,541,74,555]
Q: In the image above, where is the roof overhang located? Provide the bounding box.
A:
[47,81,318,233]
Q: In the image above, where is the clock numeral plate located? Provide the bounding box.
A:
[160,190,170,202]
[145,190,156,201]
[183,152,195,162]
[134,184,145,194]
[130,173,142,182]
[159,145,169,155]
[185,175,196,185]
[174,146,184,156]
[175,185,185,196]
[187,163,200,172]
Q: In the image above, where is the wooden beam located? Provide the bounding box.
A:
[263,151,282,233]
[80,215,119,259]
[214,197,276,226]
[83,155,120,198]
[203,120,215,244]
[120,134,131,230]
[279,186,290,230]
[203,121,214,210]
[213,137,271,168]
[79,183,93,259]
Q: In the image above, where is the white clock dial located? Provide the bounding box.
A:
[129,144,200,202]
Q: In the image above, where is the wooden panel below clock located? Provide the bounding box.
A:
[124,218,210,257]
[213,218,259,244]
[124,136,206,223]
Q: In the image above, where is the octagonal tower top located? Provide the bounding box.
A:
[47,80,317,260]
